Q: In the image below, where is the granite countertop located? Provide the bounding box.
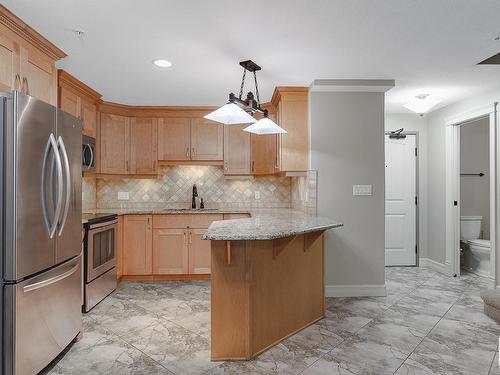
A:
[81,208,250,224]
[203,209,343,241]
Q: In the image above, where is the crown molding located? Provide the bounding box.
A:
[271,86,309,107]
[0,5,66,60]
[58,70,102,101]
[99,101,220,118]
[310,79,395,93]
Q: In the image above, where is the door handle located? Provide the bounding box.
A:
[41,134,63,238]
[23,262,78,293]
[14,74,21,91]
[57,136,71,236]
[186,147,189,158]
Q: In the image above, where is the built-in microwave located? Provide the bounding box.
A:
[82,135,96,172]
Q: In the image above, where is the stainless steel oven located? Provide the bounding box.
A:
[82,135,96,172]
[83,213,117,312]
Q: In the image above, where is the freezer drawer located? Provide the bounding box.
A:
[4,255,82,375]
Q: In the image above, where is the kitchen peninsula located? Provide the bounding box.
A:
[203,210,342,360]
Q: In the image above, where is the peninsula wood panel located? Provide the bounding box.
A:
[123,215,152,275]
[157,118,191,160]
[190,118,223,161]
[130,117,158,175]
[152,228,188,274]
[210,231,324,360]
[224,125,250,175]
[116,215,124,279]
[188,229,211,274]
[100,113,130,174]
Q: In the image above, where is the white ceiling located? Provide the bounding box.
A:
[3,0,500,113]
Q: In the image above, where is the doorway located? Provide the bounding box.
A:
[385,131,418,266]
[445,103,497,279]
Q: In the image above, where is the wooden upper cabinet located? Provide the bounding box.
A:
[81,98,97,137]
[191,118,223,161]
[224,124,250,175]
[158,118,191,160]
[59,86,79,117]
[251,134,278,175]
[130,117,158,175]
[0,32,19,92]
[100,113,130,174]
[58,70,101,138]
[0,6,65,105]
[273,88,309,171]
[123,215,152,275]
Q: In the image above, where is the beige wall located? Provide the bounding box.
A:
[460,118,490,239]
[310,88,388,295]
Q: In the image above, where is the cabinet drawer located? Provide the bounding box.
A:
[190,214,223,228]
[223,213,251,220]
[153,214,190,229]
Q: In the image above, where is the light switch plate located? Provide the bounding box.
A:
[254,191,261,200]
[117,191,129,201]
[353,185,372,196]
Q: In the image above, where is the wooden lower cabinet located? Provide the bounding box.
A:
[123,215,152,275]
[153,228,189,274]
[189,228,211,274]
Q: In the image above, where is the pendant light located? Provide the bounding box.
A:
[204,60,286,134]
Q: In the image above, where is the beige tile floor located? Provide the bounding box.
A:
[43,267,499,375]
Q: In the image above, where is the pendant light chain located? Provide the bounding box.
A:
[253,71,261,106]
[238,68,247,100]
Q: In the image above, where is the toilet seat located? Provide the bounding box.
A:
[468,239,490,248]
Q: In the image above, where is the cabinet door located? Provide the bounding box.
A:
[130,117,158,174]
[152,228,188,274]
[223,124,250,175]
[81,98,97,137]
[20,45,56,105]
[157,118,191,160]
[100,113,130,174]
[0,32,19,92]
[123,215,152,275]
[251,134,278,175]
[191,118,223,160]
[189,229,211,274]
[59,86,80,118]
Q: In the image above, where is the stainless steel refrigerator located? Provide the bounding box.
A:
[1,92,83,375]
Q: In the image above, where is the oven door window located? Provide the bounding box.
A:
[87,225,116,281]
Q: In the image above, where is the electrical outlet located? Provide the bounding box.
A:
[117,191,129,201]
[254,191,261,200]
[82,191,85,201]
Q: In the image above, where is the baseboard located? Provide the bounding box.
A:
[325,284,386,297]
[419,258,449,274]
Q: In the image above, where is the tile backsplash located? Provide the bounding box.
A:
[96,166,291,209]
[82,166,317,213]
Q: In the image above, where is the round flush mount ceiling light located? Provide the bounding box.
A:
[152,59,172,68]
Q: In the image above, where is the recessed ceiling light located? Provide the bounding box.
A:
[152,59,172,68]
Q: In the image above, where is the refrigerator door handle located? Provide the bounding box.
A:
[22,261,79,293]
[57,136,71,236]
[41,133,63,238]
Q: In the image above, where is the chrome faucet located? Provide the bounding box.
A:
[192,184,198,209]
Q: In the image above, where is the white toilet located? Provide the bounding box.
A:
[460,216,490,277]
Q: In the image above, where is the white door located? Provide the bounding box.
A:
[385,134,417,266]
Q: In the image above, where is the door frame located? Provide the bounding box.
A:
[384,131,419,266]
[445,103,498,280]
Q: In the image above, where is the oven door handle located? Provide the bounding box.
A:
[88,220,118,231]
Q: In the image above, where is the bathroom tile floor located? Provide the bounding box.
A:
[43,267,499,375]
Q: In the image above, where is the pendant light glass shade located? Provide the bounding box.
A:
[243,117,287,135]
[204,103,256,125]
